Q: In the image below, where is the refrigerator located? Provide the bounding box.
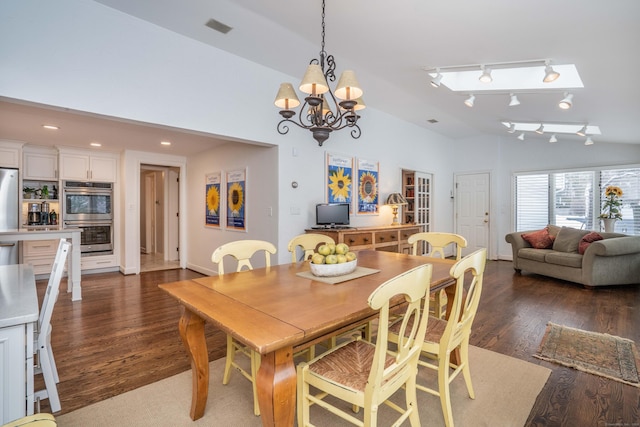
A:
[0,167,19,265]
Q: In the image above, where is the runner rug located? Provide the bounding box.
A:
[534,322,640,388]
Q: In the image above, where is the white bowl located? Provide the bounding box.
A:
[309,259,357,277]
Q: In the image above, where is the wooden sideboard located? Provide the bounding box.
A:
[305,224,421,254]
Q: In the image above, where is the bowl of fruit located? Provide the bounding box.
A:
[309,243,358,277]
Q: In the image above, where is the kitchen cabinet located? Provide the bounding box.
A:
[0,325,29,422]
[59,151,117,182]
[0,141,22,168]
[23,147,58,180]
[306,224,420,254]
[22,239,60,275]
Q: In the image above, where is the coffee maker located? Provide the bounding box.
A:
[28,202,41,225]
[40,201,50,225]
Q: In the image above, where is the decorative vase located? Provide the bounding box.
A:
[601,218,617,233]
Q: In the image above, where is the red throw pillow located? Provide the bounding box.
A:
[578,232,604,254]
[522,227,555,249]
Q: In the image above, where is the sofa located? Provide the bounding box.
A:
[505,225,640,288]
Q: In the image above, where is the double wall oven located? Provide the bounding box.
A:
[62,181,113,256]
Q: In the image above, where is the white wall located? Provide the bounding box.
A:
[453,135,640,259]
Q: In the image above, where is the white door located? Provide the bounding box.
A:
[455,172,490,256]
[167,169,180,261]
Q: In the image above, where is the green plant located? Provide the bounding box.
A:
[41,185,49,199]
[599,185,623,219]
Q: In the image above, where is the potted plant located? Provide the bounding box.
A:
[41,185,49,199]
[599,185,623,232]
[23,187,36,199]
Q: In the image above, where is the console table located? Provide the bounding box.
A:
[306,224,421,254]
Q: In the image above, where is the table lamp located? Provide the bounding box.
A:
[385,192,408,226]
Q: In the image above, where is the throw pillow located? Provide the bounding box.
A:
[552,227,590,253]
[578,231,604,255]
[546,224,561,238]
[522,227,555,249]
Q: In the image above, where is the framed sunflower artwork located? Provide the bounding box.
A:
[205,172,222,228]
[326,152,353,208]
[356,158,379,215]
[226,169,247,232]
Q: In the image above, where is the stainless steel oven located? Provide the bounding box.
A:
[64,221,113,256]
[62,181,113,221]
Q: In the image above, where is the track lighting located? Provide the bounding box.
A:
[535,124,544,134]
[464,94,475,107]
[509,93,520,107]
[543,60,561,83]
[507,123,516,133]
[585,137,594,145]
[430,69,443,88]
[517,133,525,141]
[549,134,557,143]
[558,92,573,109]
[479,66,492,83]
[576,124,588,137]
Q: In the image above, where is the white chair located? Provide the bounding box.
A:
[34,239,71,413]
[287,233,335,263]
[297,264,433,427]
[409,232,468,318]
[390,248,487,427]
[211,239,276,416]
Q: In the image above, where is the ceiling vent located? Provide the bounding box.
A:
[205,18,232,34]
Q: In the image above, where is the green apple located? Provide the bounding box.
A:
[336,254,347,263]
[345,251,357,261]
[325,254,338,264]
[335,243,349,254]
[317,244,331,256]
[327,243,336,254]
[311,253,325,264]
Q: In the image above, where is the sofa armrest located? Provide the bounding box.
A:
[586,236,640,257]
[582,236,640,286]
[505,230,536,269]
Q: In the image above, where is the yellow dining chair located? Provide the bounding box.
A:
[297,263,433,427]
[287,233,335,263]
[211,239,276,416]
[389,248,486,427]
[1,414,57,427]
[408,232,468,318]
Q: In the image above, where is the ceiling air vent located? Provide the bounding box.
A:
[427,119,439,124]
[205,18,232,34]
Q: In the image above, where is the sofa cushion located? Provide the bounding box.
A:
[553,227,590,253]
[545,251,584,268]
[578,231,604,255]
[518,248,554,262]
[521,227,555,249]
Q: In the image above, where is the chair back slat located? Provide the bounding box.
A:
[287,233,335,263]
[367,264,432,395]
[211,240,276,275]
[408,232,468,260]
[38,239,71,341]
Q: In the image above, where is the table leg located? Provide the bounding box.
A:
[256,346,296,427]
[179,308,209,420]
[69,233,82,301]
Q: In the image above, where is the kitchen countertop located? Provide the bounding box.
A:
[0,227,81,235]
[0,264,38,328]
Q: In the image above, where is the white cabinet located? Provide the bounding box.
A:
[0,325,28,423]
[60,151,117,182]
[0,141,22,168]
[22,239,59,275]
[23,149,58,180]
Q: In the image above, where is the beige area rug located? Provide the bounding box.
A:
[534,322,640,388]
[57,346,549,427]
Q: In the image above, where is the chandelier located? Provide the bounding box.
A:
[274,0,365,146]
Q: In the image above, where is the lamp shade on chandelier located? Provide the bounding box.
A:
[274,0,364,146]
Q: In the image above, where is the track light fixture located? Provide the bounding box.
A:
[585,137,594,145]
[576,124,588,137]
[430,69,443,88]
[535,124,544,134]
[479,66,493,83]
[558,92,573,109]
[507,123,516,133]
[517,133,525,141]
[543,60,561,83]
[509,93,520,107]
[464,94,475,107]
[549,134,558,143]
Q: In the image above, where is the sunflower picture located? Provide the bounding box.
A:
[226,169,247,231]
[357,159,379,214]
[205,172,221,227]
[328,167,352,203]
[228,182,244,214]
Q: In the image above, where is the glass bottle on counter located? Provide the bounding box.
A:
[50,210,58,225]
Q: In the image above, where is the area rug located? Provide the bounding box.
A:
[534,322,640,388]
[56,346,550,427]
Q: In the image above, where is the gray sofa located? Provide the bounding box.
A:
[505,225,640,288]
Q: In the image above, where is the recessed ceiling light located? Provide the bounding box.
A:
[90,142,102,147]
[42,124,59,130]
[161,141,172,146]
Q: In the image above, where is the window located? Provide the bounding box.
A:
[514,166,640,235]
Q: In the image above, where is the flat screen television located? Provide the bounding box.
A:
[315,203,350,227]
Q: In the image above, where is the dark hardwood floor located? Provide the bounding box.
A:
[37,260,640,425]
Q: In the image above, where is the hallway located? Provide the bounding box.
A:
[140,251,180,272]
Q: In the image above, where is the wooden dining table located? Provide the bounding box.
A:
[159,250,456,427]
